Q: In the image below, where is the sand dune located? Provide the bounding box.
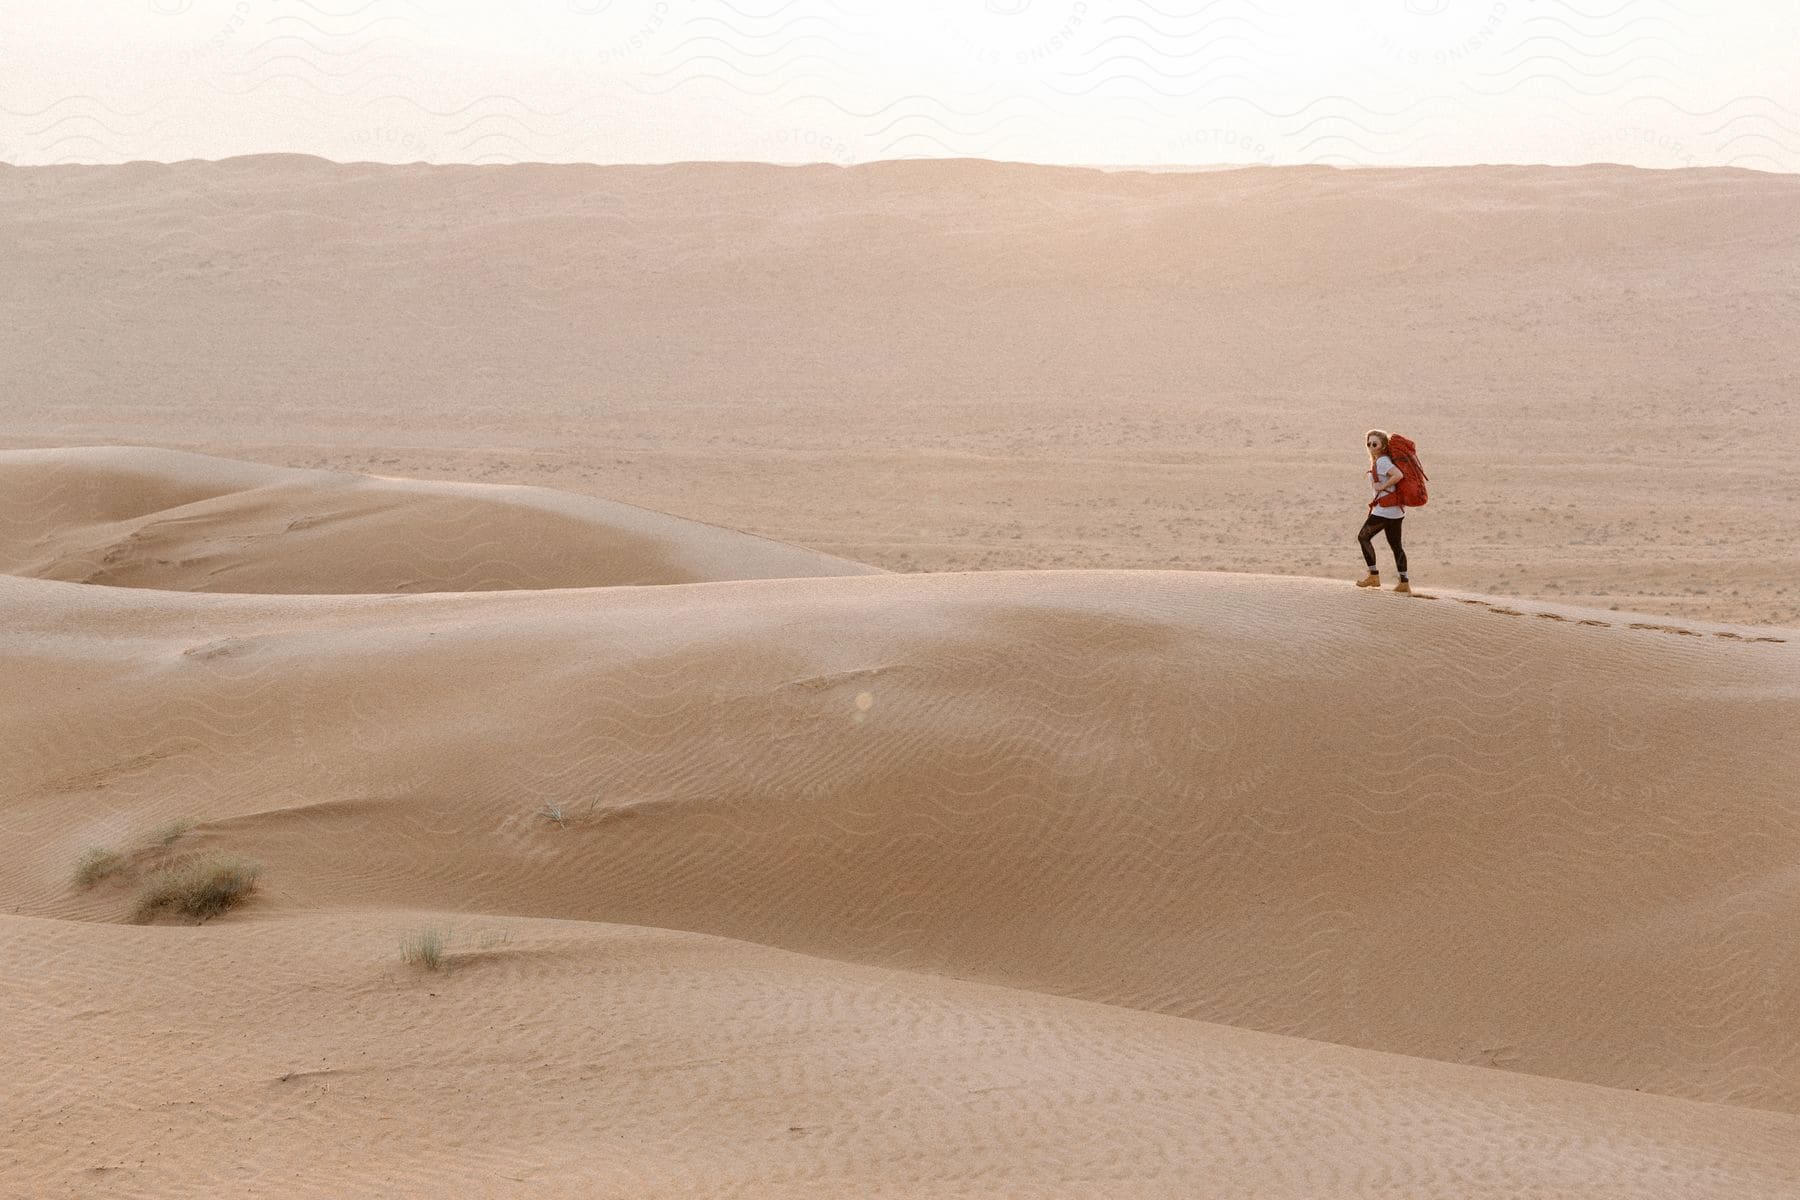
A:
[0,446,879,592]
[5,452,1797,1176]
[8,562,1795,1119]
[3,158,1798,623]
[8,153,1800,1192]
[5,911,1796,1199]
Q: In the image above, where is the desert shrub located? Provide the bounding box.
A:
[132,855,261,923]
[535,797,601,829]
[147,818,196,848]
[72,818,201,892]
[73,848,126,889]
[400,926,447,970]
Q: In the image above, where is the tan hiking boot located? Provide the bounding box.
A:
[1356,573,1381,588]
[1394,579,1412,594]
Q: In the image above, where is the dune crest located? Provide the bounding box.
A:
[0,445,882,592]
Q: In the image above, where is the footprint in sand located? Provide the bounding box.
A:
[1439,605,1781,643]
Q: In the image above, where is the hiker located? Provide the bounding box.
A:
[1356,429,1411,593]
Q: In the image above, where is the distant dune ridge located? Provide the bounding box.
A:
[4,446,1798,1196]
[2,157,1798,623]
[0,445,880,592]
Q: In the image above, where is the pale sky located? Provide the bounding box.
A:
[2,0,1796,169]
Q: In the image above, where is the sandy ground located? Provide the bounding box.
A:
[4,445,1798,1196]
[1,158,1796,625]
[4,158,1799,1194]
[7,913,1798,1199]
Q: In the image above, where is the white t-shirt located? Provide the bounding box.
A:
[1369,454,1404,518]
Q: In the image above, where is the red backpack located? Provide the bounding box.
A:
[1370,434,1430,509]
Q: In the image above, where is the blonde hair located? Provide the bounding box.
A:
[1364,429,1390,462]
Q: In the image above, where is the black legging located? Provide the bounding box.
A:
[1358,514,1407,574]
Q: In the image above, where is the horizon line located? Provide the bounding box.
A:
[2,153,1792,177]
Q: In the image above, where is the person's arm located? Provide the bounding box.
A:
[1373,463,1404,495]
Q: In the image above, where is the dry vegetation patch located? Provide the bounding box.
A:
[70,819,262,923]
[400,926,447,970]
[131,855,262,924]
[72,848,127,889]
